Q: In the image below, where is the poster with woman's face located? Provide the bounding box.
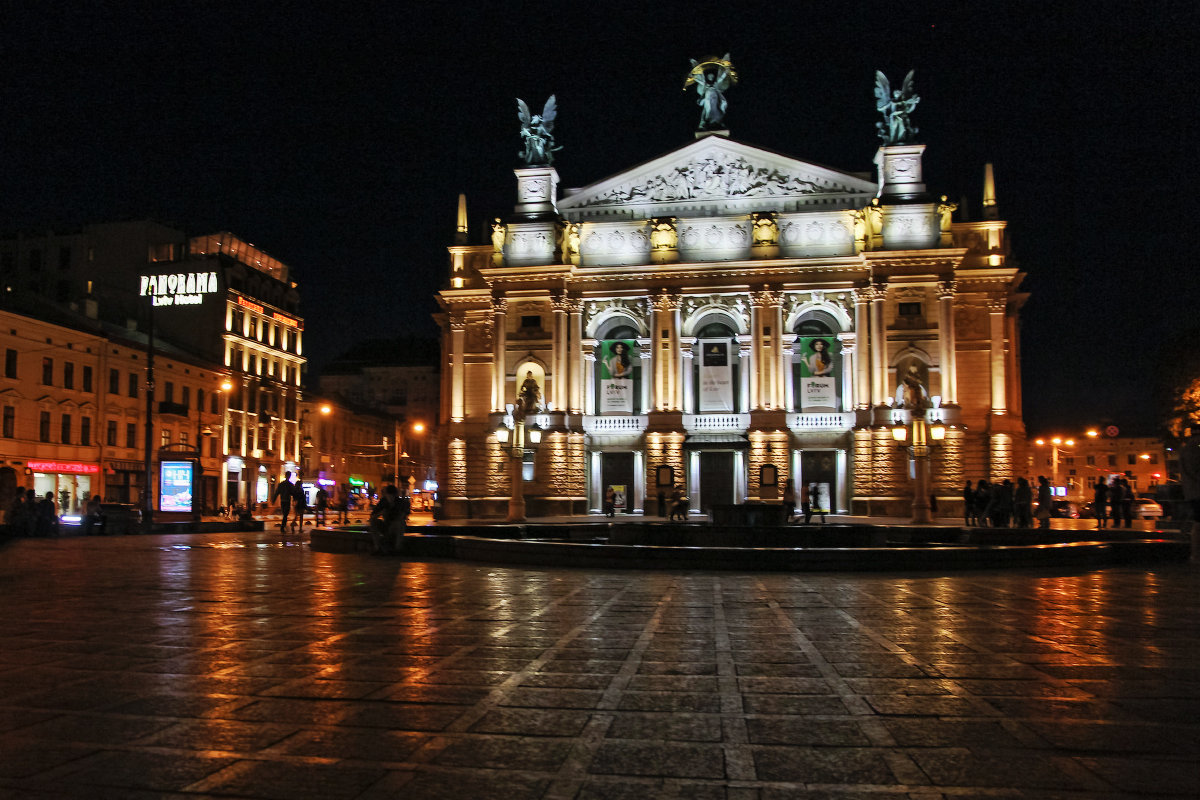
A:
[600,340,637,412]
[796,337,840,411]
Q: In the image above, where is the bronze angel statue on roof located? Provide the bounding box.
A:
[517,95,561,166]
[874,70,920,145]
[684,54,737,131]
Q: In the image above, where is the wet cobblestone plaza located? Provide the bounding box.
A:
[1,530,1198,799]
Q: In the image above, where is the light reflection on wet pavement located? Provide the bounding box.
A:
[0,529,1197,798]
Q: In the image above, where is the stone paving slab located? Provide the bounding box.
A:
[0,531,1197,798]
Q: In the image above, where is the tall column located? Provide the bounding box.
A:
[567,298,584,413]
[988,298,1007,414]
[491,299,508,412]
[681,339,696,413]
[665,293,683,410]
[772,296,785,409]
[450,315,466,423]
[783,335,796,412]
[748,295,762,410]
[852,289,871,409]
[738,339,752,413]
[551,294,568,411]
[583,348,597,415]
[937,281,958,404]
[652,292,682,411]
[639,348,652,412]
[869,284,888,406]
[838,335,855,412]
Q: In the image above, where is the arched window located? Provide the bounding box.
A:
[793,312,841,411]
[693,319,741,413]
[595,322,641,414]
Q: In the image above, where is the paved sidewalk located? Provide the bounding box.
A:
[0,530,1197,798]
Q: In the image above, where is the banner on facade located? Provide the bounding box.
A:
[797,336,840,411]
[600,340,637,413]
[699,341,734,412]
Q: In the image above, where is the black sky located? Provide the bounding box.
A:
[3,2,1195,434]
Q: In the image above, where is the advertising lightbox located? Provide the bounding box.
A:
[160,461,194,512]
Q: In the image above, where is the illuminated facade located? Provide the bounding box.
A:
[0,308,225,515]
[0,222,307,511]
[1028,433,1167,503]
[436,135,1026,518]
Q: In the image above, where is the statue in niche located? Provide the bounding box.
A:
[517,370,542,415]
[684,54,737,131]
[516,95,561,166]
[895,362,932,411]
[874,70,920,145]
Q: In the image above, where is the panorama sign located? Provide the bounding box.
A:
[139,271,219,306]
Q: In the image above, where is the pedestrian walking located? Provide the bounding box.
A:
[963,480,976,526]
[1120,477,1134,528]
[809,483,826,524]
[1036,475,1052,529]
[368,484,403,555]
[799,482,812,524]
[314,487,328,525]
[272,471,297,530]
[603,486,616,518]
[782,482,796,523]
[1093,477,1109,529]
[1014,477,1033,528]
[1108,477,1124,530]
[35,492,57,537]
[974,480,992,527]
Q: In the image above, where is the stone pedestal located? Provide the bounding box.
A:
[514,166,560,219]
[875,144,927,200]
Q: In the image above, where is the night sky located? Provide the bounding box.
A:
[3,3,1194,435]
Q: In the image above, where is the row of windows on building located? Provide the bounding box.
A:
[1,405,222,456]
[229,308,300,355]
[228,345,300,385]
[5,348,223,411]
[1043,453,1159,467]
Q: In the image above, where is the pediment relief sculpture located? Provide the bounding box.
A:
[573,154,855,209]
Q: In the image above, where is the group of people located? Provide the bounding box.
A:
[7,489,67,537]
[963,477,1053,529]
[1091,475,1137,528]
[270,471,331,531]
[781,482,827,524]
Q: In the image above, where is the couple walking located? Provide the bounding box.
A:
[783,482,826,524]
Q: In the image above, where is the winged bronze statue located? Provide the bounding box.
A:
[684,54,737,131]
[874,69,920,145]
[516,95,561,166]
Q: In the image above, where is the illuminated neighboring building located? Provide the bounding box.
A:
[298,395,402,504]
[0,307,225,516]
[0,222,307,511]
[318,338,440,491]
[436,132,1027,518]
[1028,431,1168,502]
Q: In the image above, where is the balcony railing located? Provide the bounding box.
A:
[583,415,649,434]
[786,412,855,431]
[683,414,750,432]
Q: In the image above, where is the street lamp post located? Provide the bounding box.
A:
[891,410,947,524]
[498,404,541,523]
[1034,437,1075,492]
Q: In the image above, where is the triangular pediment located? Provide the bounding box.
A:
[558,137,876,221]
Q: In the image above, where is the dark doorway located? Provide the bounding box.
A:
[600,452,635,513]
[800,450,838,512]
[699,451,735,513]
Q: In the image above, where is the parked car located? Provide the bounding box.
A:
[1033,500,1079,519]
[1131,499,1163,519]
